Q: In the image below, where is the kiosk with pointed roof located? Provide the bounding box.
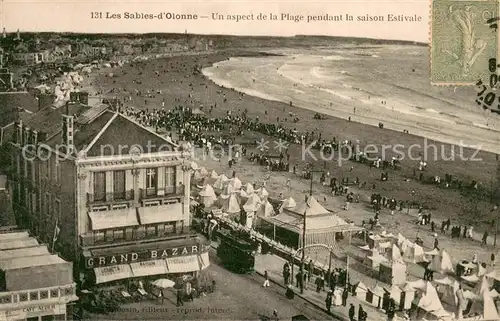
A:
[260,196,363,248]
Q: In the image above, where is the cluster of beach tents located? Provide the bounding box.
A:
[357,231,500,320]
[192,164,276,228]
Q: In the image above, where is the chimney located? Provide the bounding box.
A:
[61,114,74,153]
[15,120,23,145]
[38,132,47,142]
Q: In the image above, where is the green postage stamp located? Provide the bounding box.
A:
[431,0,499,85]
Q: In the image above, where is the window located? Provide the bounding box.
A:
[94,231,105,243]
[113,170,126,199]
[28,160,35,183]
[145,168,157,196]
[146,225,156,237]
[55,199,61,221]
[55,162,61,184]
[113,229,124,240]
[93,171,106,201]
[23,159,27,178]
[44,193,50,216]
[165,166,176,194]
[45,158,51,179]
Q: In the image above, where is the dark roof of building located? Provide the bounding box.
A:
[0,92,38,111]
[44,109,115,151]
[22,103,90,138]
[19,104,176,157]
[0,92,41,128]
[85,113,176,157]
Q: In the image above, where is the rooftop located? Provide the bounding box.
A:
[0,92,39,127]
[16,103,177,157]
[22,103,90,138]
[0,254,66,270]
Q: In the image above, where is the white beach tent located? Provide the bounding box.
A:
[416,282,447,314]
[429,249,454,274]
[256,201,275,218]
[227,177,242,191]
[355,281,368,301]
[190,161,199,171]
[257,187,269,199]
[466,288,500,320]
[402,242,427,264]
[243,183,254,195]
[213,174,229,190]
[194,167,209,181]
[434,276,459,306]
[222,194,240,215]
[240,183,255,199]
[280,197,297,213]
[243,194,262,213]
[210,170,219,179]
[391,244,404,263]
[198,184,217,207]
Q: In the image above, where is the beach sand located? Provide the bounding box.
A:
[92,51,499,231]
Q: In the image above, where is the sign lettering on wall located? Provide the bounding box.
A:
[85,243,209,268]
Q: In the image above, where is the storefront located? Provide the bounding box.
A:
[81,235,211,285]
[0,303,67,321]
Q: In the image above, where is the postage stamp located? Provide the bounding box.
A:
[430,0,499,85]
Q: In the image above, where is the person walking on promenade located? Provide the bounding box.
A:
[348,303,355,321]
[342,287,349,307]
[307,259,313,282]
[176,288,184,307]
[482,231,489,246]
[315,273,324,293]
[358,305,365,321]
[263,271,270,287]
[325,290,333,314]
[283,262,290,285]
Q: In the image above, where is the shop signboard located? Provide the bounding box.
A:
[85,242,210,268]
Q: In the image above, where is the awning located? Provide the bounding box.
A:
[130,260,168,277]
[198,252,210,270]
[137,202,183,225]
[89,208,139,231]
[94,264,134,284]
[165,255,200,273]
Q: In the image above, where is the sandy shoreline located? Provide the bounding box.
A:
[202,52,500,155]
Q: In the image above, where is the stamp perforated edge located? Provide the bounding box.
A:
[429,0,500,87]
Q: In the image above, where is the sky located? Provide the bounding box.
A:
[2,0,429,42]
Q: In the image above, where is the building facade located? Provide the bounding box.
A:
[6,102,207,287]
[0,230,78,321]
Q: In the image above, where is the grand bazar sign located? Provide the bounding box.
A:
[86,243,210,268]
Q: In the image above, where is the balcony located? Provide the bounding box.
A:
[87,190,134,207]
[79,226,193,248]
[0,283,78,308]
[139,185,185,204]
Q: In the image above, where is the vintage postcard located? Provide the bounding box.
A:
[0,0,499,321]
